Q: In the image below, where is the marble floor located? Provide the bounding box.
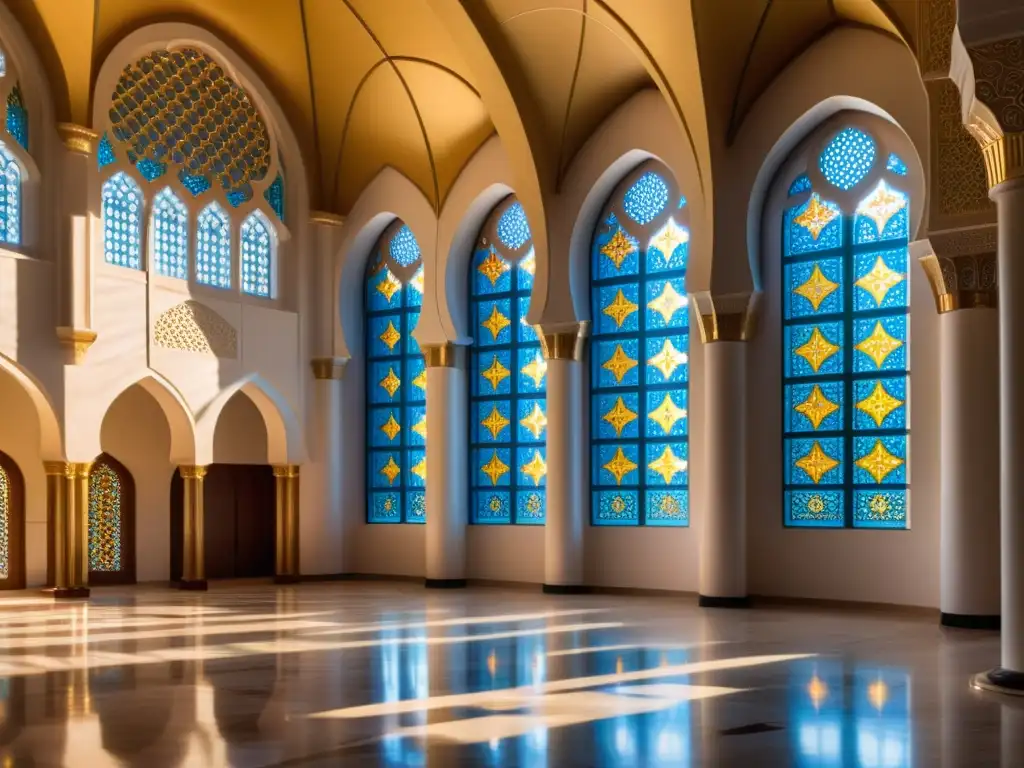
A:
[0,582,1011,767]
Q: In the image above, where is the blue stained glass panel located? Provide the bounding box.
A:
[644,441,688,486]
[369,492,400,523]
[785,381,845,433]
[516,296,537,342]
[785,197,843,256]
[367,314,402,358]
[102,172,142,268]
[404,312,421,355]
[264,172,285,220]
[785,322,844,378]
[853,315,906,373]
[226,184,253,208]
[788,174,812,196]
[98,133,116,169]
[646,222,689,272]
[136,158,166,182]
[195,202,231,288]
[853,489,908,528]
[475,297,513,346]
[595,392,641,440]
[151,187,188,279]
[475,490,511,524]
[644,389,688,438]
[516,398,546,443]
[408,491,425,522]
[644,334,689,386]
[369,407,401,448]
[178,170,211,197]
[517,250,537,292]
[594,490,639,525]
[623,171,669,225]
[594,216,640,279]
[370,451,403,489]
[786,437,844,486]
[644,278,689,330]
[785,490,845,527]
[497,201,531,250]
[594,338,641,389]
[0,143,20,245]
[886,153,908,176]
[406,405,426,447]
[389,224,420,267]
[241,212,273,297]
[472,246,512,295]
[516,347,546,395]
[366,267,401,312]
[406,449,426,487]
[595,283,641,336]
[472,348,513,398]
[853,377,906,431]
[475,400,513,444]
[594,442,641,487]
[853,249,908,311]
[819,127,876,190]
[516,489,545,524]
[784,258,843,319]
[475,448,512,488]
[5,84,27,151]
[853,435,906,486]
[645,490,688,526]
[516,446,546,488]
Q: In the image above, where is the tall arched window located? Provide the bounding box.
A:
[88,454,135,584]
[366,222,426,524]
[0,451,24,589]
[781,125,910,529]
[102,171,143,269]
[151,187,189,279]
[0,143,19,245]
[241,210,274,297]
[469,199,547,525]
[196,202,232,288]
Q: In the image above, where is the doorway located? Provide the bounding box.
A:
[0,451,25,590]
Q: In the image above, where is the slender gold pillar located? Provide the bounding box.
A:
[44,462,91,598]
[273,465,301,584]
[178,465,208,590]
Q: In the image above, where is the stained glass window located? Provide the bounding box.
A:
[5,83,27,151]
[0,142,19,245]
[241,211,273,297]
[366,223,426,524]
[783,126,910,529]
[98,132,116,169]
[590,165,690,526]
[151,187,188,279]
[102,171,142,269]
[469,199,547,524]
[195,202,232,288]
[0,463,8,579]
[88,459,123,573]
[264,172,285,221]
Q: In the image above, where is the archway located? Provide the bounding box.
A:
[87,454,136,585]
[0,451,25,590]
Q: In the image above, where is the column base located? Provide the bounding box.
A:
[542,584,591,595]
[274,574,302,585]
[941,612,1000,630]
[178,579,208,591]
[425,578,467,589]
[699,594,750,609]
[44,587,90,599]
[972,668,1024,696]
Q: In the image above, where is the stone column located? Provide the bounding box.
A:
[422,342,468,588]
[178,465,208,591]
[920,251,1000,629]
[44,462,91,598]
[310,356,348,576]
[273,465,301,584]
[536,324,585,593]
[693,293,758,608]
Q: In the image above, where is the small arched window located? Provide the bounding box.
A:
[151,187,189,279]
[195,202,232,289]
[88,454,135,584]
[102,172,143,269]
[0,143,19,245]
[241,210,274,297]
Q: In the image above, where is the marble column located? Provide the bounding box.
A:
[422,343,468,587]
[178,465,208,591]
[693,293,758,607]
[310,356,348,576]
[44,462,91,598]
[536,324,585,593]
[920,252,1000,629]
[273,465,301,583]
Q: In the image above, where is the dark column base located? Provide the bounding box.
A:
[178,579,208,591]
[941,612,1001,630]
[45,586,90,599]
[542,584,591,595]
[425,578,467,589]
[274,574,302,585]
[699,594,751,609]
[973,668,1024,696]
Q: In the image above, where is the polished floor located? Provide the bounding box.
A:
[0,582,1012,766]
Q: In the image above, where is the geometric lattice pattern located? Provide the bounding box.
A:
[0,462,8,579]
[240,211,273,297]
[469,198,546,524]
[88,459,123,572]
[195,202,232,288]
[153,300,238,358]
[366,222,426,524]
[0,142,19,245]
[784,127,910,529]
[151,188,189,279]
[102,172,143,269]
[591,168,689,527]
[6,83,27,152]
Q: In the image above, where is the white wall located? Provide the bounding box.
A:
[212,393,269,464]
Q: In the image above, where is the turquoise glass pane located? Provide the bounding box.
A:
[136,158,166,182]
[595,282,641,335]
[785,381,845,433]
[594,338,642,389]
[785,257,843,319]
[853,249,908,311]
[368,407,400,448]
[497,201,531,250]
[240,213,272,297]
[517,296,537,342]
[474,448,512,488]
[370,451,402,489]
[195,203,231,288]
[405,311,421,355]
[407,491,425,523]
[786,437,844,486]
[407,269,423,308]
[516,346,546,394]
[226,184,253,208]
[406,449,425,488]
[644,388,688,438]
[516,488,546,524]
[475,490,511,524]
[593,216,640,279]
[178,170,211,197]
[151,188,189,279]
[786,490,845,527]
[594,490,639,526]
[595,392,641,440]
[472,246,512,295]
[367,314,402,357]
[623,171,669,225]
[474,400,513,444]
[405,405,426,447]
[785,196,842,256]
[368,361,401,404]
[516,398,546,443]
[98,133,116,169]
[788,174,812,196]
[517,250,536,292]
[852,376,906,431]
[854,183,909,244]
[474,298,513,346]
[102,172,141,269]
[785,322,844,378]
[819,127,876,190]
[645,489,688,526]
[853,435,906,485]
[853,489,908,528]
[646,219,689,272]
[471,349,513,398]
[853,315,906,373]
[5,96,27,151]
[369,492,400,523]
[0,144,18,245]
[595,443,641,487]
[366,265,401,312]
[886,153,908,176]
[644,278,688,330]
[389,224,420,266]
[263,172,285,220]
[644,440,688,486]
[516,446,546,488]
[644,334,688,386]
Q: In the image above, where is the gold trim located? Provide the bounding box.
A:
[919,253,997,313]
[311,356,349,380]
[535,323,587,361]
[178,465,208,480]
[272,464,301,479]
[55,327,97,365]
[981,133,1024,189]
[310,211,346,227]
[422,343,466,368]
[692,292,760,343]
[56,123,99,155]
[274,464,301,578]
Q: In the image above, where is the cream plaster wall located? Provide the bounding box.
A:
[212,393,269,464]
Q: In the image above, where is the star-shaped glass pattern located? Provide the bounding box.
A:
[521,353,547,388]
[482,305,511,340]
[482,451,510,485]
[795,327,840,373]
[482,355,511,390]
[413,416,427,440]
[647,339,687,380]
[380,456,401,486]
[478,250,510,286]
[603,345,638,383]
[519,403,547,439]
[601,229,635,271]
[376,270,401,302]
[649,218,689,260]
[855,440,904,483]
[794,195,840,240]
[379,321,401,351]
[795,385,839,430]
[648,394,687,434]
[856,381,903,427]
[411,458,427,481]
[856,180,906,233]
[648,445,687,484]
[380,413,401,442]
[793,265,838,312]
[520,451,547,486]
[855,321,902,369]
[855,256,905,307]
[603,397,638,437]
[379,368,401,398]
[412,369,427,391]
[603,289,638,328]
[482,406,511,439]
[795,441,839,484]
[603,447,638,486]
[647,282,687,324]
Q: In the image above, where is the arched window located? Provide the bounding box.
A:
[88,454,135,584]
[241,210,274,297]
[365,223,426,524]
[781,125,910,529]
[102,171,143,269]
[469,199,546,525]
[590,164,690,527]
[151,187,188,279]
[195,202,232,289]
[0,143,19,245]
[0,451,24,589]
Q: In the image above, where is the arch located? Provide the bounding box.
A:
[195,201,232,289]
[0,352,62,461]
[240,209,276,298]
[87,453,136,585]
[102,171,144,270]
[150,186,189,280]
[0,450,26,589]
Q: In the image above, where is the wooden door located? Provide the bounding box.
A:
[0,451,25,590]
[232,466,275,578]
[88,454,136,586]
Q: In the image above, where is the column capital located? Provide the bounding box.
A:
[534,322,588,361]
[43,461,92,478]
[421,342,467,369]
[311,356,349,380]
[56,327,97,365]
[178,465,208,480]
[920,251,997,313]
[56,123,99,155]
[692,292,760,343]
[272,464,301,479]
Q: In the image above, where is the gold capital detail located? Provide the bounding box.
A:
[795,441,839,484]
[311,357,348,380]
[793,265,838,312]
[855,256,905,307]
[521,353,547,387]
[648,445,688,484]
[380,456,401,485]
[482,305,511,340]
[56,327,97,365]
[648,393,687,434]
[520,451,547,486]
[647,282,687,324]
[519,403,547,439]
[379,367,401,398]
[856,381,903,428]
[794,385,839,430]
[380,413,401,442]
[376,270,402,302]
[794,195,839,239]
[272,464,300,479]
[603,344,638,383]
[603,290,638,328]
[379,321,401,351]
[478,250,510,286]
[795,327,839,373]
[422,343,462,368]
[980,133,1024,189]
[855,440,903,484]
[601,229,635,270]
[57,123,99,155]
[178,465,208,480]
[482,355,511,390]
[482,406,511,439]
[602,397,638,436]
[855,322,902,369]
[603,447,638,486]
[482,451,510,485]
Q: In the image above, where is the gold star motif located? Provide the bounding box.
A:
[855,321,903,369]
[521,353,547,388]
[413,368,427,391]
[603,289,638,328]
[650,218,689,260]
[481,451,510,486]
[482,305,511,340]
[520,451,547,486]
[855,256,905,307]
[482,405,511,439]
[793,265,839,312]
[602,397,638,437]
[378,321,401,351]
[647,338,687,380]
[478,250,510,286]
[806,495,826,515]
[795,385,839,430]
[601,229,635,271]
[658,495,682,516]
[794,194,839,240]
[647,282,687,324]
[795,327,840,373]
[795,441,839,484]
[482,355,511,390]
[869,494,892,518]
[867,679,889,713]
[411,457,427,481]
[413,415,427,439]
[380,413,401,441]
[856,180,906,234]
[379,455,400,486]
[379,367,401,398]
[856,380,903,427]
[648,445,688,484]
[603,447,638,485]
[855,440,904,483]
[603,344,638,383]
[410,268,424,296]
[610,496,627,514]
[808,675,828,710]
[519,403,547,439]
[648,393,687,434]
[375,270,401,302]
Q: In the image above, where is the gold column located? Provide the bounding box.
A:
[178,465,208,590]
[273,465,301,583]
[44,462,92,598]
[919,252,998,313]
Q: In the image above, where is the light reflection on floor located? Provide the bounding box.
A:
[0,583,1009,766]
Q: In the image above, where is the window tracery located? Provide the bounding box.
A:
[0,462,8,579]
[88,458,123,573]
[151,187,189,279]
[102,172,143,269]
[0,45,30,246]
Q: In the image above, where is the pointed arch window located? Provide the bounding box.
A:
[590,166,690,527]
[88,455,135,583]
[195,202,232,288]
[365,223,427,524]
[469,199,547,524]
[151,188,189,279]
[782,126,910,528]
[241,210,274,297]
[102,172,143,269]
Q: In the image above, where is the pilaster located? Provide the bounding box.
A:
[44,461,92,598]
[273,465,301,583]
[178,465,208,591]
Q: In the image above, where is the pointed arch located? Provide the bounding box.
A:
[150,187,189,279]
[88,453,136,585]
[240,209,276,298]
[102,171,144,270]
[195,201,231,288]
[0,451,25,590]
[0,352,62,461]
